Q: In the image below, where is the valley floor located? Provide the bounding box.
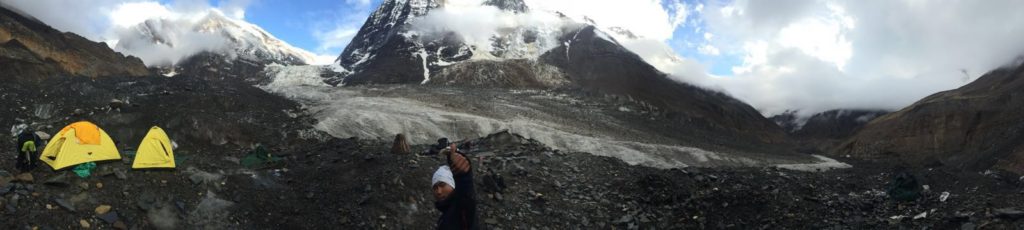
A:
[1,76,1022,229]
[2,133,1023,229]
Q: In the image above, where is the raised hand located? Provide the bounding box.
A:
[447,143,471,174]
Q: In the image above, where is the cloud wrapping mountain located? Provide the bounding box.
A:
[406,0,565,59]
[111,14,232,66]
[112,9,318,67]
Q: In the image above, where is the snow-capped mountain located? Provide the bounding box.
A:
[332,0,686,86]
[325,0,795,154]
[333,0,584,85]
[115,10,317,78]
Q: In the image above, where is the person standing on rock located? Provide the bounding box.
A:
[15,129,42,172]
[432,144,478,230]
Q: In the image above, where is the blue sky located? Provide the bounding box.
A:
[243,0,333,50]
[663,0,739,75]
[242,0,381,55]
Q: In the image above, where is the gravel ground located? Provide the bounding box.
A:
[1,77,1022,229]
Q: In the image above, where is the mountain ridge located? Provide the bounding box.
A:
[0,5,149,81]
[836,61,1024,173]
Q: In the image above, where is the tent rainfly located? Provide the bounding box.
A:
[132,126,176,169]
[40,121,121,170]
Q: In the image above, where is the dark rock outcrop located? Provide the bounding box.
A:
[0,39,62,82]
[157,52,273,82]
[0,5,149,81]
[836,61,1024,173]
[429,59,567,88]
[334,0,441,85]
[538,26,789,150]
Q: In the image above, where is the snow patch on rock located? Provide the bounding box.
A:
[416,48,431,84]
[593,29,618,45]
[774,155,852,172]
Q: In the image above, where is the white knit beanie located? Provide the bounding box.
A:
[432,165,456,189]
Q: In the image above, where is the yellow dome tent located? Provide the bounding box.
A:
[132,126,175,169]
[40,121,122,170]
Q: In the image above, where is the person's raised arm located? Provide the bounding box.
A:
[445,144,475,199]
[447,143,471,174]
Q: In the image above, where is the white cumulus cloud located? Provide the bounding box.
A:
[524,0,689,41]
[698,44,720,56]
[650,0,1024,117]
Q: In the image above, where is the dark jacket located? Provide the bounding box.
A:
[436,152,478,230]
[15,131,42,171]
[16,131,41,150]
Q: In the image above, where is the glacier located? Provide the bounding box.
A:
[261,65,848,170]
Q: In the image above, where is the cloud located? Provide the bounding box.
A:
[632,0,1024,117]
[309,0,377,57]
[111,10,233,66]
[108,2,175,28]
[2,0,142,41]
[311,54,339,65]
[105,1,257,66]
[313,23,361,53]
[774,12,852,70]
[698,44,719,56]
[524,0,689,41]
[219,0,253,19]
[5,0,255,41]
[345,0,371,7]
[407,0,567,56]
[707,48,967,117]
[667,0,689,29]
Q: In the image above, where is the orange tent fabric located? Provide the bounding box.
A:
[59,121,101,145]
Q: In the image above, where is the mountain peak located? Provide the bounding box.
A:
[482,0,528,12]
[115,9,316,68]
[193,10,236,32]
